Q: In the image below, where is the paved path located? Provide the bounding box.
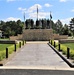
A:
[5,41,69,68]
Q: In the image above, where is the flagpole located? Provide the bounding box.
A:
[24,12,25,30]
[37,5,38,20]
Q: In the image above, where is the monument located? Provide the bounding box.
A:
[9,6,68,41]
[22,5,53,41]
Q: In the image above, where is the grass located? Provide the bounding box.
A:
[0,44,12,51]
[0,44,14,61]
[50,40,74,60]
[62,43,74,50]
[61,43,74,59]
[0,41,25,61]
[0,38,9,40]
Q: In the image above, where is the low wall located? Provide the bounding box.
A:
[9,34,22,41]
[53,34,68,40]
[22,29,53,41]
[59,39,74,43]
[9,29,68,41]
[0,40,18,44]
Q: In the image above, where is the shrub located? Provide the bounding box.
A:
[70,50,74,59]
[61,44,67,55]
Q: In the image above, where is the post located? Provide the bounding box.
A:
[6,47,8,58]
[51,40,52,45]
[58,43,60,51]
[67,47,70,59]
[25,40,26,44]
[54,41,56,47]
[49,39,50,43]
[19,42,21,48]
[23,41,24,45]
[14,44,16,52]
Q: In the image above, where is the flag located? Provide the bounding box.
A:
[50,12,52,19]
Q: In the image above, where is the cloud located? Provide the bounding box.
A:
[29,11,50,19]
[18,4,42,14]
[3,17,21,22]
[27,4,42,13]
[60,17,72,25]
[44,3,52,7]
[71,9,74,12]
[7,0,22,2]
[53,17,72,25]
[60,0,67,2]
[18,7,26,13]
[18,4,52,19]
[60,17,72,24]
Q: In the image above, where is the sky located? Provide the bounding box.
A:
[0,0,74,25]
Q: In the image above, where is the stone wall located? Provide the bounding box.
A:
[0,40,18,44]
[59,39,74,43]
[22,29,53,41]
[9,29,68,41]
[9,34,22,40]
[53,34,68,40]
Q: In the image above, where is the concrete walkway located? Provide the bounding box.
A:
[5,41,69,68]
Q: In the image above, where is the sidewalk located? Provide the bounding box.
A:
[5,41,69,68]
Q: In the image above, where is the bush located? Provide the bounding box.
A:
[70,50,74,59]
[50,40,74,60]
[61,44,67,55]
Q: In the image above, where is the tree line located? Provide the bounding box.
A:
[0,18,74,38]
[25,18,74,36]
[0,20,24,38]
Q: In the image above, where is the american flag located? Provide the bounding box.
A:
[50,12,52,19]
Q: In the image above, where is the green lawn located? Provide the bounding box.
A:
[62,43,74,50]
[0,44,12,51]
[0,44,14,61]
[0,41,24,61]
[0,38,9,40]
[50,40,74,60]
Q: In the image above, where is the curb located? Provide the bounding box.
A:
[48,43,74,68]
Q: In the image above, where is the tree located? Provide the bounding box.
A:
[0,20,24,37]
[55,20,63,34]
[36,20,39,29]
[47,19,50,29]
[0,21,6,30]
[31,19,34,29]
[41,19,47,29]
[63,24,72,36]
[69,18,74,36]
[25,20,28,29]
